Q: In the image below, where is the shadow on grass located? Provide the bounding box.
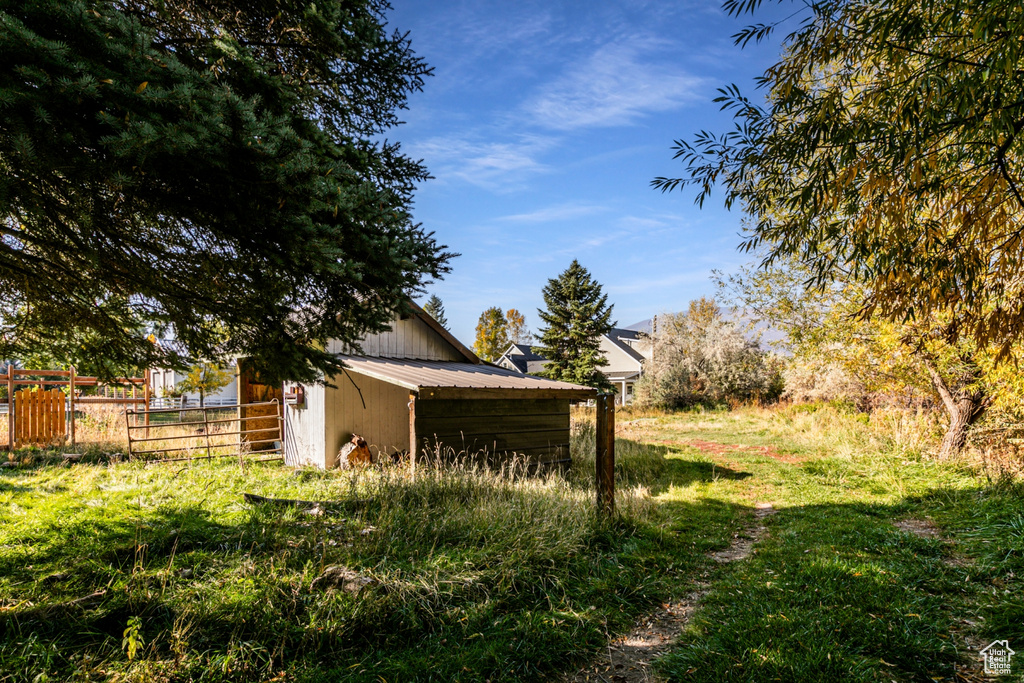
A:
[0,480,31,493]
[591,438,753,495]
[1,452,1020,683]
[653,490,1024,683]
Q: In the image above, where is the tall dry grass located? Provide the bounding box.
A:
[0,415,679,682]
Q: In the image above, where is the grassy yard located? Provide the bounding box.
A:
[1,405,1022,681]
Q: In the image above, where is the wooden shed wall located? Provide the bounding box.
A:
[415,398,571,464]
[329,315,463,361]
[324,372,411,466]
[283,382,325,468]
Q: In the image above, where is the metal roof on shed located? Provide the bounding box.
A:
[338,356,596,400]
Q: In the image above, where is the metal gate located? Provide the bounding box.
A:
[124,400,283,461]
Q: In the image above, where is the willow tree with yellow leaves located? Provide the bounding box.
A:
[658,0,1024,456]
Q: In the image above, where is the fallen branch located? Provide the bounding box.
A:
[242,492,371,512]
[8,589,107,622]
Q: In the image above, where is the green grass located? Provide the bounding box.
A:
[2,405,1022,681]
[0,426,737,682]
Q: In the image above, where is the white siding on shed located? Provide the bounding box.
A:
[324,372,410,465]
[283,382,325,468]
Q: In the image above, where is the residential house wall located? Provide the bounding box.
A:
[496,327,652,405]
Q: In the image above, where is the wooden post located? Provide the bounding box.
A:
[125,409,134,459]
[6,364,12,451]
[203,406,212,460]
[143,369,151,438]
[408,393,417,478]
[237,360,247,453]
[596,393,615,515]
[69,366,76,448]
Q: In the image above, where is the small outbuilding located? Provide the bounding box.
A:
[281,303,596,469]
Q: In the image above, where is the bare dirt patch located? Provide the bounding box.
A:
[894,517,942,539]
[675,440,807,465]
[563,504,776,683]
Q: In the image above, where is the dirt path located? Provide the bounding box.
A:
[562,503,777,683]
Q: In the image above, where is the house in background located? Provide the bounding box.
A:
[496,344,548,374]
[148,342,239,408]
[496,326,653,405]
[280,301,595,469]
[599,328,650,403]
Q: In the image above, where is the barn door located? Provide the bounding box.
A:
[237,359,283,450]
[15,388,67,446]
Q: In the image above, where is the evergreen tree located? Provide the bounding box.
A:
[534,261,615,391]
[0,1,451,383]
[473,307,508,362]
[422,294,449,329]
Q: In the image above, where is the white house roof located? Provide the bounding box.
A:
[338,355,597,400]
[497,343,548,374]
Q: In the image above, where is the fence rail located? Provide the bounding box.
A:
[148,396,238,409]
[125,400,283,462]
[4,366,149,449]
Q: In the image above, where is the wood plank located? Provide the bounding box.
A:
[14,390,21,444]
[409,306,480,363]
[43,390,51,439]
[420,429,570,451]
[416,443,570,462]
[416,413,568,434]
[414,398,570,418]
[419,387,596,401]
[596,394,615,515]
[403,393,411,473]
[6,365,12,450]
[394,319,405,357]
[13,369,72,377]
[69,368,76,447]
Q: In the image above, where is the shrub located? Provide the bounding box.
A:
[634,304,783,409]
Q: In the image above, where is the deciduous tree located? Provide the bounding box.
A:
[1,0,451,383]
[534,261,614,391]
[176,361,234,408]
[635,299,782,409]
[505,308,531,345]
[655,0,1024,360]
[473,307,508,362]
[718,259,1000,458]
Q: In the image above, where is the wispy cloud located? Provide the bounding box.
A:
[525,38,704,130]
[497,203,606,223]
[408,134,555,190]
[606,269,715,296]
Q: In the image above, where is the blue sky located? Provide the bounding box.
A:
[385,0,787,344]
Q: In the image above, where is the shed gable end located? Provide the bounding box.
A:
[330,314,465,361]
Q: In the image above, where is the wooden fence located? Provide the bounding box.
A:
[14,388,67,447]
[4,367,148,449]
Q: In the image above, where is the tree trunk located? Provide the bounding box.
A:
[936,394,985,460]
[923,360,988,460]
